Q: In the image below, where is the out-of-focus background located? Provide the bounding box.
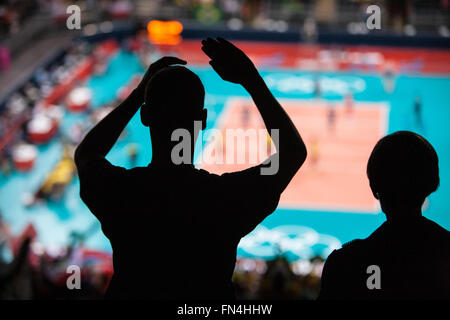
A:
[0,0,449,299]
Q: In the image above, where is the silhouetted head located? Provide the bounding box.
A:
[140,66,207,162]
[367,131,439,219]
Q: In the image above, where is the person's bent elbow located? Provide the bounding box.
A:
[294,142,307,168]
[280,142,307,173]
[74,145,90,170]
[74,146,82,168]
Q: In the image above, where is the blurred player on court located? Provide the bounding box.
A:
[382,62,397,94]
[241,104,250,128]
[344,91,354,116]
[127,143,139,167]
[327,103,336,133]
[309,137,320,170]
[314,73,321,99]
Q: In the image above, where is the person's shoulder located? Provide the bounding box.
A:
[174,167,222,185]
[322,239,372,277]
[189,167,218,180]
[334,238,366,256]
[341,238,365,249]
[194,167,215,176]
[119,166,148,178]
[422,217,450,234]
[327,238,374,265]
[127,166,150,174]
[422,217,450,244]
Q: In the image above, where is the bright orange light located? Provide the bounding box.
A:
[169,21,183,35]
[147,33,181,45]
[147,20,183,45]
[147,20,183,36]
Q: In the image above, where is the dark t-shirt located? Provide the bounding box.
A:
[318,217,450,300]
[78,158,280,299]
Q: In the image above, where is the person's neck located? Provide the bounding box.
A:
[150,153,194,169]
[385,207,423,226]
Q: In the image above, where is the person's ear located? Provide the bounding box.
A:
[140,105,150,127]
[201,108,207,130]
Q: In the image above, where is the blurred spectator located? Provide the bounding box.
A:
[234,256,324,300]
[0,0,39,37]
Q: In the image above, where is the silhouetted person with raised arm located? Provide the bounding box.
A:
[319,131,450,300]
[75,38,307,299]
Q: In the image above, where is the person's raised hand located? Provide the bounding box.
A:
[135,56,187,96]
[201,37,258,85]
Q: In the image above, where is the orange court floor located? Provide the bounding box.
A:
[200,98,388,213]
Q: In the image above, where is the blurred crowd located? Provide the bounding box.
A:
[0,41,92,176]
[152,0,449,34]
[2,0,449,41]
[0,0,134,40]
[234,256,323,300]
[49,0,134,23]
[0,0,39,37]
[0,214,111,299]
